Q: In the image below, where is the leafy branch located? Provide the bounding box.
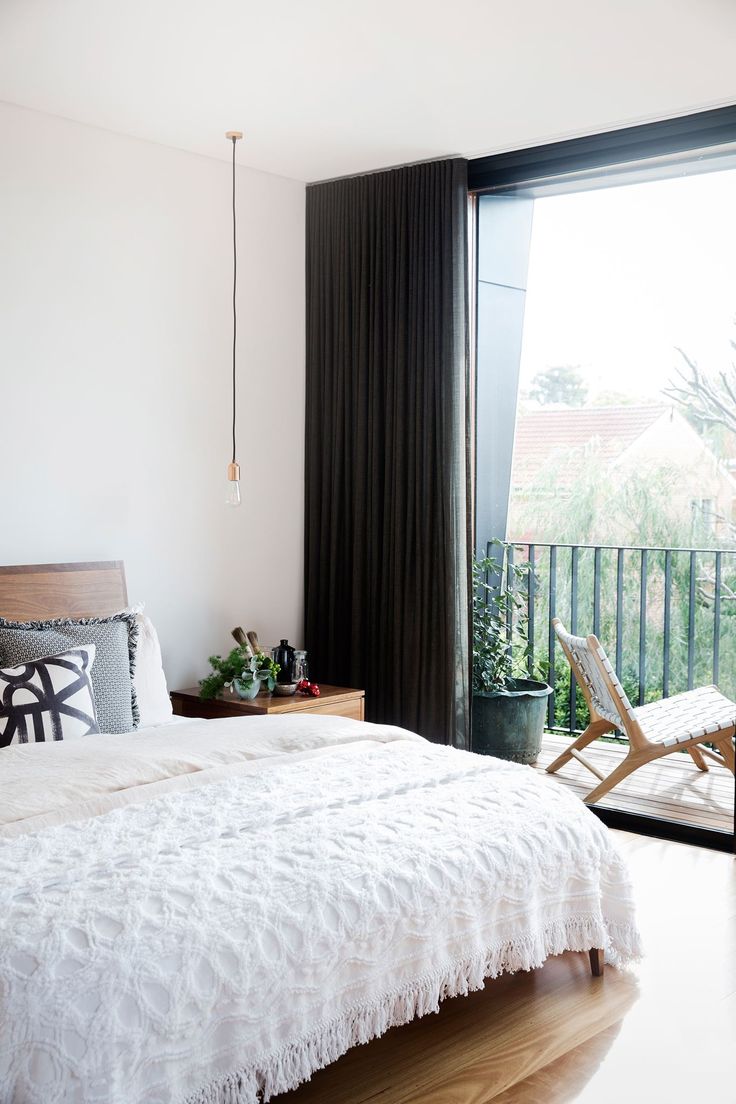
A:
[664,343,736,438]
[473,541,540,694]
[199,646,280,699]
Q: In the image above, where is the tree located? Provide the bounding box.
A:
[529,365,587,407]
[504,327,736,728]
[664,328,736,537]
[665,335,736,440]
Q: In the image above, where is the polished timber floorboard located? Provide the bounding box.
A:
[277,832,735,1104]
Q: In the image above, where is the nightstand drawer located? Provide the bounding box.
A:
[290,697,365,721]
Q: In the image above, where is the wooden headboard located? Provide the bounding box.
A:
[0,562,128,621]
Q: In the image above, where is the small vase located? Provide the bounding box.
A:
[232,678,260,701]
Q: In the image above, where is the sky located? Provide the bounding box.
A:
[518,165,736,402]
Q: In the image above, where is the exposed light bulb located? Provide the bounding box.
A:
[226,462,241,508]
[226,480,241,508]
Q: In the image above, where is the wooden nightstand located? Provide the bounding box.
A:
[170,684,365,722]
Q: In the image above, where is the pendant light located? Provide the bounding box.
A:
[225,130,243,507]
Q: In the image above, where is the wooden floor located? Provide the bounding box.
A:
[276,831,735,1104]
[537,733,734,833]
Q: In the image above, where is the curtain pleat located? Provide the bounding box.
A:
[304,158,471,747]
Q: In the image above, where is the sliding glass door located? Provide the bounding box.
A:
[473,108,736,849]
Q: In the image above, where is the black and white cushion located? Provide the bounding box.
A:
[0,611,139,733]
[0,646,100,746]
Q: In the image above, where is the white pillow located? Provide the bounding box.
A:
[133,613,173,727]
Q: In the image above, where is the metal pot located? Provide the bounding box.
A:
[472,678,553,764]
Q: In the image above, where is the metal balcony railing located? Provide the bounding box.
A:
[495,541,736,737]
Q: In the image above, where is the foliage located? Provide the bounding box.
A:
[200,646,280,699]
[233,653,280,696]
[508,444,693,549]
[665,340,736,440]
[507,325,736,734]
[506,435,736,731]
[665,335,736,542]
[511,541,736,733]
[536,657,588,730]
[529,365,587,407]
[472,542,540,694]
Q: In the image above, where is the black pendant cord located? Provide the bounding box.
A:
[231,136,237,466]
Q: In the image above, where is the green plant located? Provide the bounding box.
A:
[199,646,280,699]
[473,542,539,694]
[233,653,279,697]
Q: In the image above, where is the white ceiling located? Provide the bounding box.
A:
[1,0,735,183]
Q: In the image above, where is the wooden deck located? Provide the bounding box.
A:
[536,733,734,833]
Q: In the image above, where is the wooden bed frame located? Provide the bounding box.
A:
[0,561,128,621]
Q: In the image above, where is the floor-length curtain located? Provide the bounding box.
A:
[304,158,471,747]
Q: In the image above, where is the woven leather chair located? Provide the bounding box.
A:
[546,618,736,803]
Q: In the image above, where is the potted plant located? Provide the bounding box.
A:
[472,542,552,763]
[200,646,280,701]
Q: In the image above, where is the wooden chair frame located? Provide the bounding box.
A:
[546,618,736,804]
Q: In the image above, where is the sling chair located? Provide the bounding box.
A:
[547,617,736,804]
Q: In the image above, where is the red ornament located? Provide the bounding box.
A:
[308,684,321,697]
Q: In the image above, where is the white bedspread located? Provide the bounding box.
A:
[0,716,641,1104]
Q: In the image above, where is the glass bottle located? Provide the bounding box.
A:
[273,639,296,684]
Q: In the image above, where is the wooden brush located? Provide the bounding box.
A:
[231,627,254,657]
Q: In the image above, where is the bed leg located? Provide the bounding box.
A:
[589,948,605,977]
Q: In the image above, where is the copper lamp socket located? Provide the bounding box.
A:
[227,462,240,481]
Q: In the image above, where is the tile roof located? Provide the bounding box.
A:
[511,405,667,489]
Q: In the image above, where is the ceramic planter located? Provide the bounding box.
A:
[232,678,260,701]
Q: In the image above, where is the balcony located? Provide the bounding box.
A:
[499,540,736,838]
[535,733,733,833]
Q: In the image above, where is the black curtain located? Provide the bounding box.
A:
[304,158,471,746]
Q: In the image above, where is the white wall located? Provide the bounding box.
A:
[0,102,306,688]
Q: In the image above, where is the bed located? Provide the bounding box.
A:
[0,562,642,1104]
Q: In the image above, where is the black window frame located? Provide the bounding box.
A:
[468,104,736,193]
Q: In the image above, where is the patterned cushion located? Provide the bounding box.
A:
[0,646,100,746]
[0,612,139,734]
